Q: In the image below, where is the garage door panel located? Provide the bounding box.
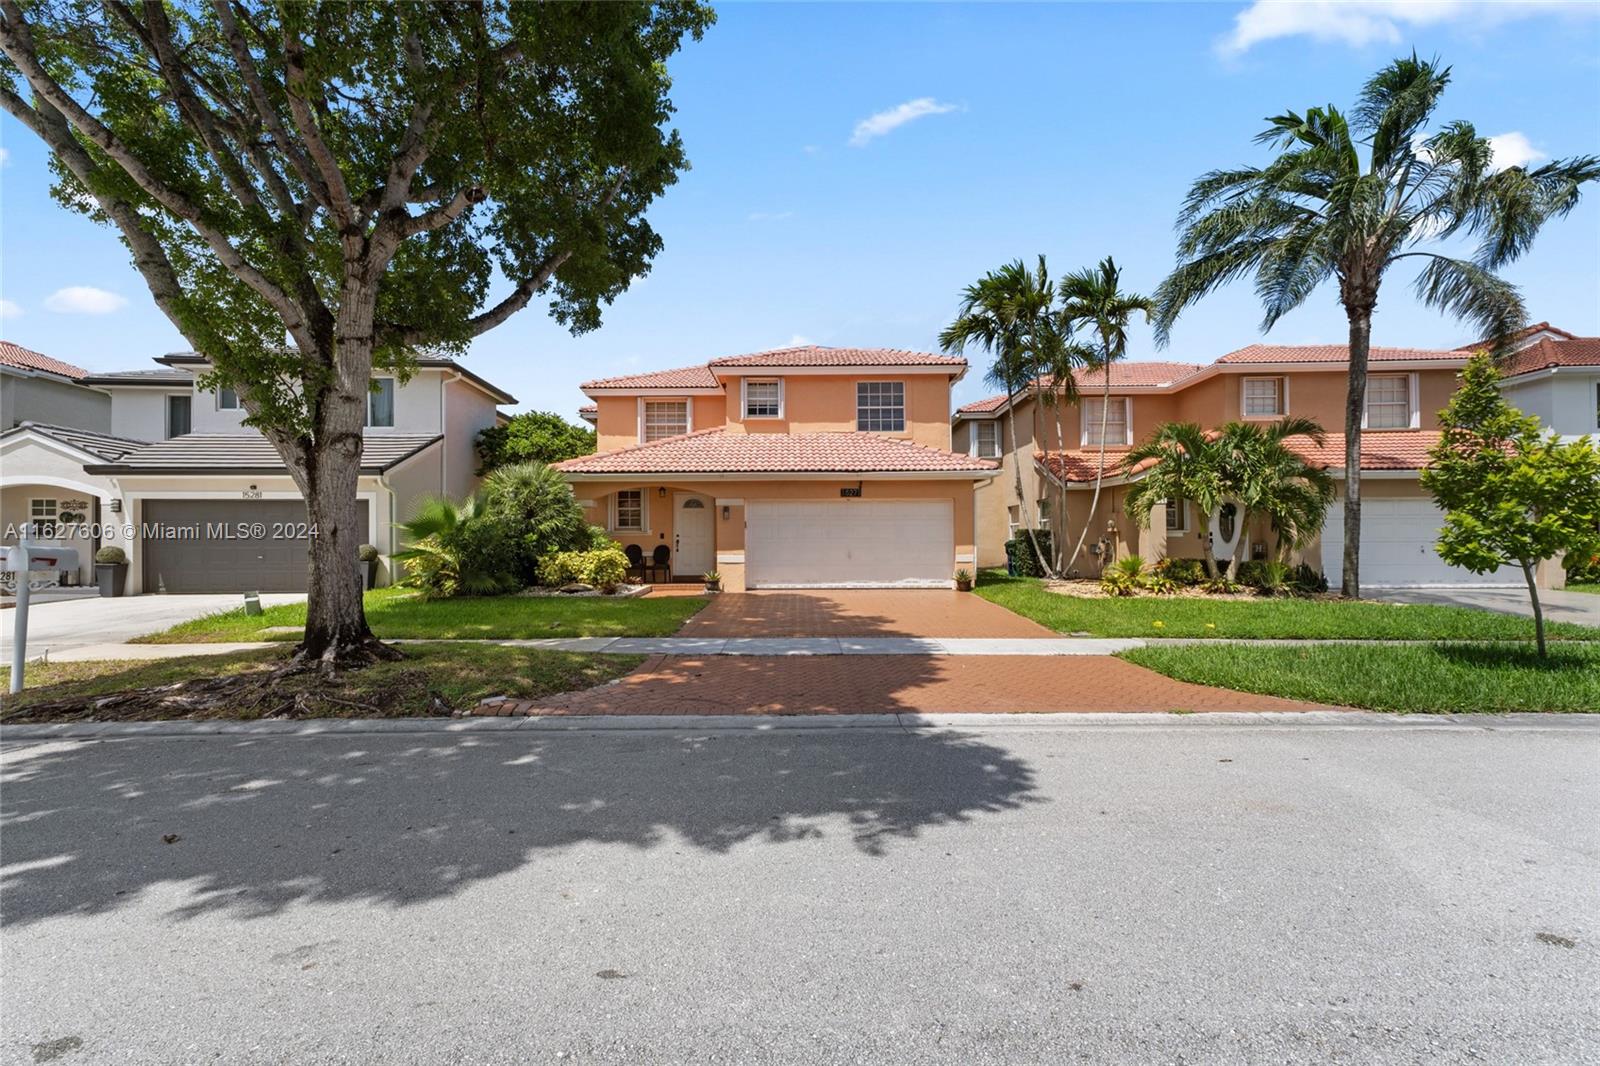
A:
[746,500,953,588]
[1322,499,1514,588]
[141,499,368,593]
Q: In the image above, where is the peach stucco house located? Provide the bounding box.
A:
[953,334,1574,590]
[556,346,998,591]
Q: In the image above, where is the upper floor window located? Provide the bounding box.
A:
[166,394,191,438]
[1082,396,1130,446]
[216,386,240,410]
[857,381,905,432]
[744,379,783,419]
[1243,376,1286,418]
[975,420,1001,458]
[612,489,646,532]
[643,401,689,442]
[367,377,396,428]
[1366,374,1413,429]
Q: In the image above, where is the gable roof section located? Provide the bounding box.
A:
[83,434,441,475]
[78,368,194,386]
[156,352,517,405]
[1456,321,1580,352]
[956,361,1207,415]
[1036,430,1441,483]
[1495,336,1600,378]
[709,345,965,369]
[582,364,721,390]
[0,340,89,381]
[1,421,149,462]
[555,428,998,477]
[1216,343,1461,364]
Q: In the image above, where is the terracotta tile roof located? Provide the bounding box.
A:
[0,340,88,380]
[1217,343,1461,364]
[1496,336,1600,377]
[1,421,148,461]
[83,434,441,474]
[577,403,597,413]
[956,393,1010,414]
[1037,431,1441,483]
[1456,321,1579,352]
[555,428,998,475]
[582,364,721,390]
[956,362,1207,415]
[709,345,966,369]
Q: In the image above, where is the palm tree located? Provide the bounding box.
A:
[1057,257,1155,572]
[1122,422,1227,577]
[1153,53,1598,598]
[941,258,1060,577]
[1215,418,1337,562]
[1031,316,1094,571]
[393,494,517,598]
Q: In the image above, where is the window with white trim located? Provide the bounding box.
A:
[1081,397,1129,446]
[744,379,782,418]
[366,377,395,427]
[643,401,688,442]
[217,386,240,410]
[975,421,1001,458]
[1007,505,1021,536]
[30,498,58,538]
[1242,376,1285,418]
[856,381,905,432]
[1366,374,1411,429]
[1036,499,1050,528]
[1165,499,1188,534]
[613,490,645,532]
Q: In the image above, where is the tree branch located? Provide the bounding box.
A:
[281,20,356,229]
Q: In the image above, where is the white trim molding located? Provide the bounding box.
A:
[1080,396,1133,447]
[715,551,746,564]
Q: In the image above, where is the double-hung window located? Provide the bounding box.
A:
[1366,375,1412,429]
[367,378,396,427]
[1165,499,1188,534]
[613,490,645,532]
[856,381,905,432]
[1082,397,1129,446]
[1243,377,1285,418]
[643,401,689,442]
[974,421,1001,458]
[744,379,782,418]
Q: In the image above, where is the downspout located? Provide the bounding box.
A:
[376,471,398,588]
[440,370,462,495]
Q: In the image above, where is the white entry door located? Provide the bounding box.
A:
[745,499,954,588]
[1322,499,1517,588]
[673,494,714,577]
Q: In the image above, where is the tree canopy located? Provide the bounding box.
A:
[476,411,596,475]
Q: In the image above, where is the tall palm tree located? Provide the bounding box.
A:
[1031,315,1094,571]
[1215,418,1337,562]
[941,258,1061,576]
[1057,257,1155,572]
[1153,54,1598,598]
[1122,422,1228,577]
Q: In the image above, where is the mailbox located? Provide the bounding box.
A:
[1,543,81,576]
[4,532,84,695]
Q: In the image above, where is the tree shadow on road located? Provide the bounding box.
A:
[0,725,1041,927]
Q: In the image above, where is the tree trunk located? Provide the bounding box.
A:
[1070,365,1114,574]
[1007,399,1055,578]
[1341,306,1372,599]
[1521,559,1547,657]
[1053,403,1069,573]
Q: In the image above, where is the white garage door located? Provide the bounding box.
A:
[746,500,954,588]
[1322,499,1516,588]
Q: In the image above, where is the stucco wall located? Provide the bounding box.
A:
[1501,373,1600,439]
[1,373,111,433]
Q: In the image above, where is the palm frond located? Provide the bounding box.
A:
[1408,253,1525,343]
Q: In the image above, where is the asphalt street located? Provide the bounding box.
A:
[2,717,1596,1064]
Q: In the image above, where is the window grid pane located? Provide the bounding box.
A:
[745,380,781,418]
[856,381,905,432]
[30,499,58,537]
[1166,500,1185,531]
[1083,398,1127,445]
[1244,378,1282,416]
[615,490,644,531]
[1367,376,1410,429]
[976,421,1000,457]
[644,402,688,442]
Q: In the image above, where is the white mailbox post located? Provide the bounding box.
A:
[3,527,80,696]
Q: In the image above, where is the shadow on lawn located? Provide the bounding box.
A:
[0,726,1040,928]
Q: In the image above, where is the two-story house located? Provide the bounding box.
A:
[1,345,514,593]
[953,340,1557,589]
[556,346,998,591]
[1485,323,1600,443]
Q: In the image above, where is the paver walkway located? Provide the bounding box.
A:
[680,589,1052,639]
[478,654,1331,716]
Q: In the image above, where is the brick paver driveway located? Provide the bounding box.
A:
[486,655,1328,716]
[679,589,1052,639]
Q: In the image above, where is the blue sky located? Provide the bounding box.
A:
[2,1,1597,415]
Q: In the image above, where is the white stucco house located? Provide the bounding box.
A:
[1483,323,1600,442]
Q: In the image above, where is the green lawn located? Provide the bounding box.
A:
[0,643,642,722]
[1567,582,1600,596]
[977,572,1600,641]
[135,586,707,643]
[1120,642,1600,713]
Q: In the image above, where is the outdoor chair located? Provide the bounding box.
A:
[650,544,673,583]
[623,543,646,580]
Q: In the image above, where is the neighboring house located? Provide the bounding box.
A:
[954,339,1567,589]
[1483,323,1600,443]
[556,346,998,590]
[1,346,514,594]
[0,340,111,432]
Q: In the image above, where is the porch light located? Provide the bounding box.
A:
[658,487,667,498]
[721,505,730,520]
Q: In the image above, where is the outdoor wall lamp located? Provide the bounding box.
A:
[658,487,667,498]
[721,505,730,520]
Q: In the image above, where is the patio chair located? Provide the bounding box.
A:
[650,544,673,583]
[623,543,646,580]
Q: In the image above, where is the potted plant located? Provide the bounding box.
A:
[955,568,973,592]
[703,570,721,593]
[95,545,129,597]
[358,543,381,589]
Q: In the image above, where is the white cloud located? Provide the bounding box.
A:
[0,298,22,319]
[1487,131,1546,171]
[783,334,812,348]
[1218,1,1588,56]
[747,210,794,222]
[0,146,9,166]
[44,286,128,315]
[849,97,960,147]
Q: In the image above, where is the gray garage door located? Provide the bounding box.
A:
[141,499,368,593]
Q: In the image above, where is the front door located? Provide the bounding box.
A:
[673,494,714,578]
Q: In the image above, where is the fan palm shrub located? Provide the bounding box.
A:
[394,495,519,598]
[479,461,598,585]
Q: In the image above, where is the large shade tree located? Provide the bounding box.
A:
[0,0,712,667]
[1151,54,1598,598]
